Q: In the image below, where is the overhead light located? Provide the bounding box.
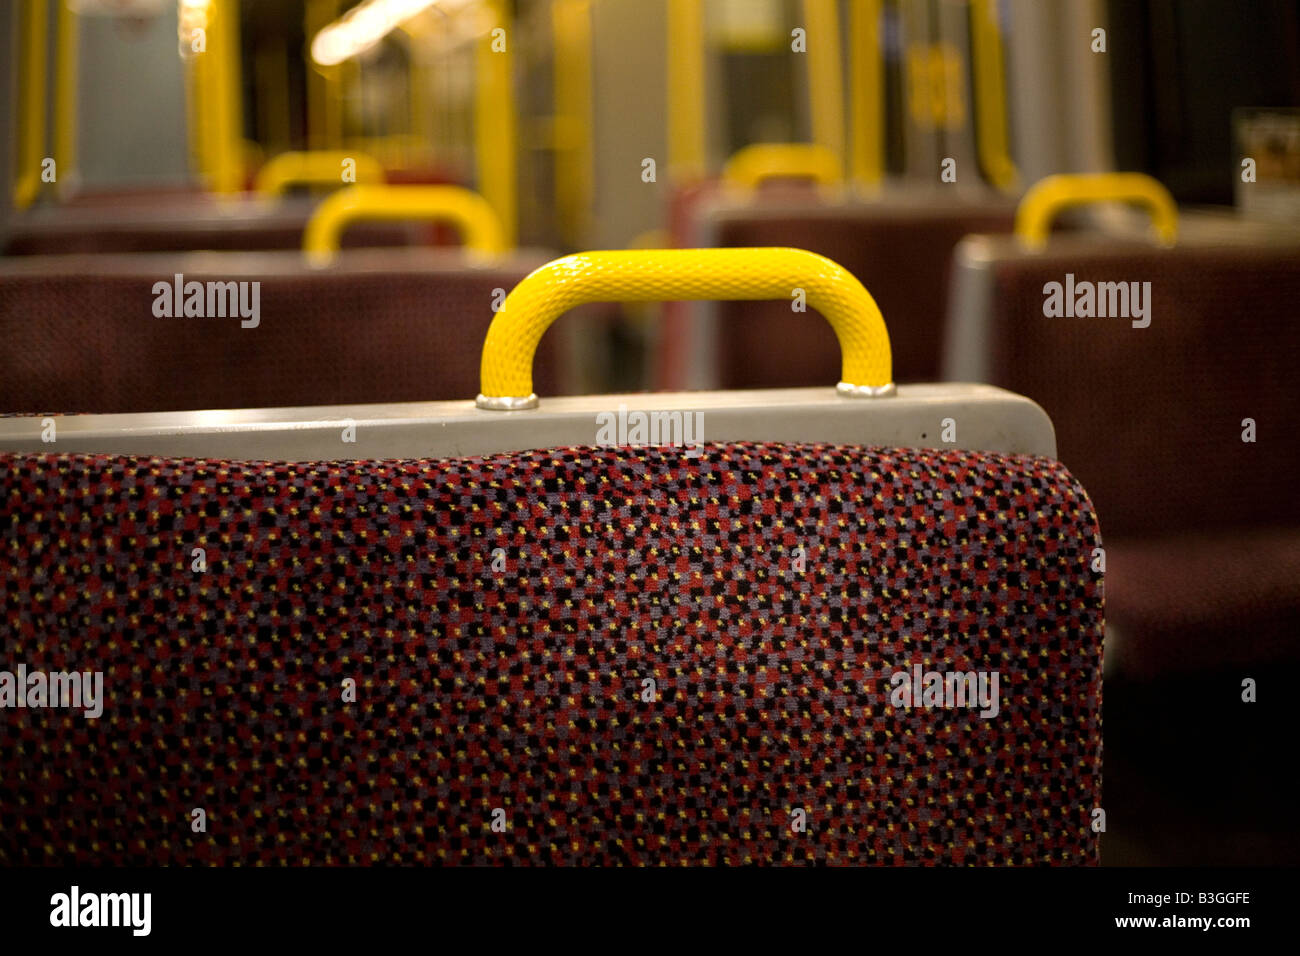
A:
[311,0,447,67]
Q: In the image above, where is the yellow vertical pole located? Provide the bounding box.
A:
[802,0,844,177]
[475,0,516,247]
[552,0,593,245]
[53,0,78,199]
[209,0,244,193]
[14,0,49,209]
[666,0,706,181]
[848,0,883,188]
[971,0,1018,190]
[187,0,240,192]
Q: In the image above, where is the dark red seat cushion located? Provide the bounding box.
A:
[0,442,1102,865]
[978,243,1300,677]
[983,243,1300,539]
[2,197,423,256]
[1106,530,1300,679]
[0,250,561,413]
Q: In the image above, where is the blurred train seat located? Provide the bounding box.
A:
[943,172,1300,680]
[0,184,567,413]
[0,248,1104,865]
[942,172,1300,862]
[2,152,439,256]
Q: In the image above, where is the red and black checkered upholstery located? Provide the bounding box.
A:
[971,241,1300,677]
[0,250,562,413]
[0,441,1103,865]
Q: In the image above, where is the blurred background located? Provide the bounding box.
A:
[2,0,1299,866]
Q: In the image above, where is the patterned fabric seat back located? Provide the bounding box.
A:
[951,240,1300,539]
[0,250,563,413]
[944,231,1300,678]
[0,441,1103,865]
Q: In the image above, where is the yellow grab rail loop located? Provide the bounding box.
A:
[477,248,894,409]
[1015,173,1179,249]
[255,150,385,196]
[721,143,843,190]
[303,184,508,266]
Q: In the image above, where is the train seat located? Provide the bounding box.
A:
[1,194,426,256]
[943,175,1300,678]
[0,247,564,413]
[0,248,1103,866]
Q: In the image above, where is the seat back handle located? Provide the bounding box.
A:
[477,247,893,409]
[302,184,509,265]
[1015,172,1179,249]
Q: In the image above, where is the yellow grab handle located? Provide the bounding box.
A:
[255,150,385,196]
[477,248,894,409]
[1016,173,1179,249]
[721,143,843,189]
[303,184,508,265]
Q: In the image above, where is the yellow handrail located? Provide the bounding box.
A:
[14,0,49,210]
[721,143,842,189]
[848,0,883,189]
[971,0,1019,191]
[254,150,385,197]
[666,0,706,181]
[477,248,893,408]
[302,184,509,265]
[552,0,593,245]
[212,0,244,193]
[802,0,845,179]
[1015,173,1179,249]
[183,0,244,194]
[474,0,517,248]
